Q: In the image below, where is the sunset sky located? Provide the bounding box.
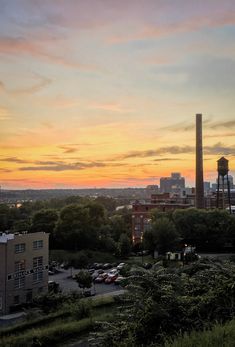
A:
[0,0,235,189]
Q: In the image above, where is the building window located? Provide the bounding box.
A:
[14,295,20,305]
[33,271,43,283]
[33,240,43,250]
[33,256,43,268]
[15,243,25,254]
[14,277,25,289]
[33,256,43,283]
[15,260,26,272]
[26,291,32,302]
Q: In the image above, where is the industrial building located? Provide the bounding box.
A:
[0,231,49,315]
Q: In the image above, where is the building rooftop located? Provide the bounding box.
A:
[0,233,14,243]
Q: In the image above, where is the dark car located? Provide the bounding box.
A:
[94,263,103,270]
[83,290,95,297]
[102,263,112,269]
[48,280,60,293]
[143,263,152,269]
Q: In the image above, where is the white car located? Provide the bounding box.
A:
[117,263,125,270]
[108,268,118,276]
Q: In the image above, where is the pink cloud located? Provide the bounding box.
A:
[0,36,98,71]
[108,11,235,43]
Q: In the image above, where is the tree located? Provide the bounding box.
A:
[31,209,58,234]
[85,202,106,227]
[55,204,96,250]
[95,196,116,213]
[75,270,92,293]
[109,215,129,242]
[118,233,131,258]
[0,204,10,230]
[144,217,179,254]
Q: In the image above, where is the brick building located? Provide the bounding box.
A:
[132,194,192,244]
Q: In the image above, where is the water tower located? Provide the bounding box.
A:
[216,157,231,213]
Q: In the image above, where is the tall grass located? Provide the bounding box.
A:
[165,319,235,347]
[0,294,118,346]
[0,311,115,347]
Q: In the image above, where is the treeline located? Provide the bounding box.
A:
[144,208,235,253]
[1,196,235,255]
[0,196,132,257]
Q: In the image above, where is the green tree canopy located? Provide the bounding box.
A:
[118,233,131,258]
[31,209,58,234]
[75,270,92,292]
[144,217,179,254]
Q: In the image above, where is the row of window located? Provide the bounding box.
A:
[14,257,43,272]
[14,272,44,288]
[15,240,43,254]
[13,287,43,305]
[14,256,44,288]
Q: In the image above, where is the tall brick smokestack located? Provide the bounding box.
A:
[196,113,204,208]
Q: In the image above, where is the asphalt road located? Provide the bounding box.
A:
[49,268,123,295]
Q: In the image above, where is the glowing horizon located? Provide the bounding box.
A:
[0,1,235,189]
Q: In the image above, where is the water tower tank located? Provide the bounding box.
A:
[217,157,229,177]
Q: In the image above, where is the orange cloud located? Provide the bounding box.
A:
[0,106,11,120]
[89,102,134,113]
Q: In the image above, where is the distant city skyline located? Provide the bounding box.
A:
[0,1,235,189]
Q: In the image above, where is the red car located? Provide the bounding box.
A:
[94,273,108,283]
[105,273,118,284]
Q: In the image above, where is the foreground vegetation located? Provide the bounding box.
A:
[90,259,235,346]
[0,294,117,347]
[165,319,235,347]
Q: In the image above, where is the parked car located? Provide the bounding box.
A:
[105,273,118,284]
[114,276,126,285]
[97,269,104,274]
[102,263,112,269]
[109,268,118,274]
[143,263,152,269]
[91,272,99,281]
[94,263,103,270]
[83,290,95,297]
[48,280,60,293]
[88,268,95,274]
[94,273,108,283]
[117,263,125,270]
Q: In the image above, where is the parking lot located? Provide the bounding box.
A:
[49,267,123,296]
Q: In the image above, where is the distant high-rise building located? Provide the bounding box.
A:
[160,173,185,193]
[204,182,211,192]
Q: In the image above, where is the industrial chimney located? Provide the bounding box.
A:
[195,113,204,208]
